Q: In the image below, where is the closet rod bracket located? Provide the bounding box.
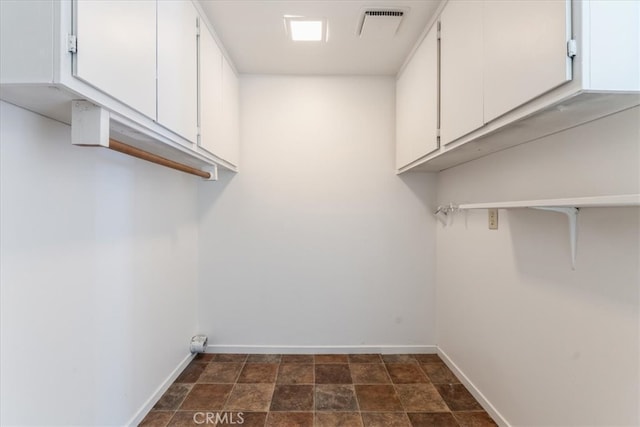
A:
[71,100,215,179]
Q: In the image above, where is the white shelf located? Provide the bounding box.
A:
[458,194,640,210]
[436,194,640,270]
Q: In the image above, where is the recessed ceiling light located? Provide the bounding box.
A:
[284,17,327,42]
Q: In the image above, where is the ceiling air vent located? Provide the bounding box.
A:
[357,9,405,38]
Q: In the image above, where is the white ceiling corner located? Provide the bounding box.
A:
[198,0,442,76]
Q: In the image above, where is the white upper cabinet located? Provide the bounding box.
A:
[395,24,438,170]
[220,57,240,167]
[483,0,572,122]
[0,0,240,173]
[157,0,199,143]
[586,0,640,91]
[397,0,638,173]
[199,25,240,168]
[74,0,156,119]
[199,24,223,158]
[440,0,484,145]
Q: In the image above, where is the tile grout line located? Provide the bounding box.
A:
[222,357,247,412]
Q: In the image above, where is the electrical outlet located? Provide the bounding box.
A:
[488,209,498,230]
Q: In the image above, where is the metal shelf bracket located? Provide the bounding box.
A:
[529,206,579,269]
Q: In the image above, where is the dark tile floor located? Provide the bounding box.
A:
[140,353,497,427]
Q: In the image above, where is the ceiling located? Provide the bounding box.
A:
[198,1,442,76]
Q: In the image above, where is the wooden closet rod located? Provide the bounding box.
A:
[108,139,211,179]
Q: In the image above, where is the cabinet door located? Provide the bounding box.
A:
[396,24,438,170]
[199,25,223,158]
[440,0,483,145]
[220,57,240,167]
[157,0,199,143]
[483,0,571,122]
[74,0,156,119]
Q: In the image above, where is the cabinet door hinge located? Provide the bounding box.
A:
[67,34,77,54]
[567,39,577,58]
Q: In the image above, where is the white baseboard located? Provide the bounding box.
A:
[126,352,195,427]
[206,344,437,355]
[437,348,511,427]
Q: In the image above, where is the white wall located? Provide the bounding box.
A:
[436,107,640,426]
[198,76,437,352]
[0,101,199,426]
